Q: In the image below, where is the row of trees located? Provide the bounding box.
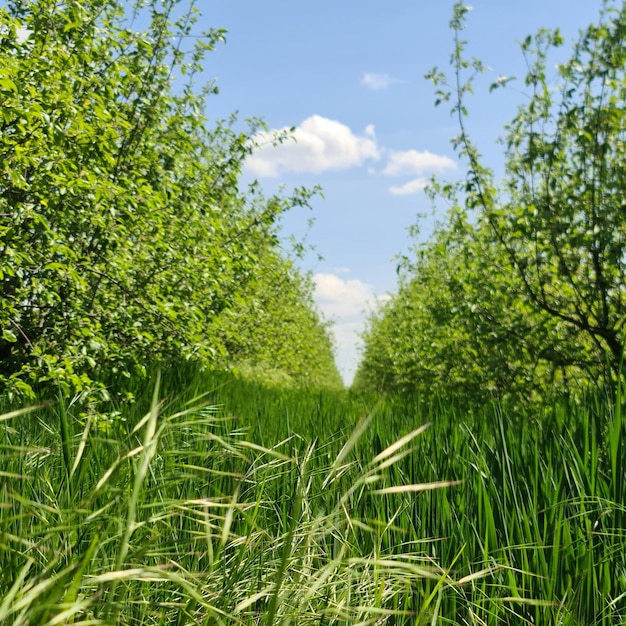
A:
[0,0,342,399]
[355,1,626,405]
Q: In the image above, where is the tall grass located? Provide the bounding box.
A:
[0,369,624,624]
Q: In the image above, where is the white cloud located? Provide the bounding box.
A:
[313,273,374,318]
[361,73,399,90]
[382,150,456,176]
[246,115,380,178]
[381,149,456,196]
[313,272,390,385]
[245,118,454,200]
[389,178,429,196]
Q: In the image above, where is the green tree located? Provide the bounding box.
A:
[354,204,598,404]
[0,0,331,398]
[427,1,626,384]
[357,1,626,402]
[216,250,343,389]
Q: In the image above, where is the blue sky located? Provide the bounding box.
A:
[199,0,605,384]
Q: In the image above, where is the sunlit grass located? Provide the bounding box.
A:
[0,370,624,624]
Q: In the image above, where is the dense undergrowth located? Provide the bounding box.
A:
[1,368,624,624]
[2,2,625,623]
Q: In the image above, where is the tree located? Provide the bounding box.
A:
[0,0,333,399]
[216,250,343,389]
[355,2,626,403]
[354,203,599,404]
[427,1,626,385]
[356,1,626,402]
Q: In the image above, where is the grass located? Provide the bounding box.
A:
[0,369,624,624]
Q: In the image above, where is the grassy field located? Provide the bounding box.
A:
[0,369,624,624]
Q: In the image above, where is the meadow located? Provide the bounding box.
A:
[2,1,626,623]
[0,368,624,625]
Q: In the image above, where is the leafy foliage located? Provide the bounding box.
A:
[0,0,340,398]
[355,205,598,404]
[356,1,626,402]
[216,247,343,388]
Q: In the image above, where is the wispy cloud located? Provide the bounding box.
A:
[0,25,32,44]
[381,149,456,195]
[246,116,380,178]
[313,272,389,385]
[382,150,456,175]
[332,266,353,275]
[361,73,401,90]
[16,27,31,44]
[388,178,429,196]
